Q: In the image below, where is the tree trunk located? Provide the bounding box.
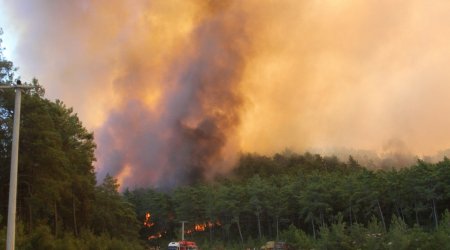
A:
[209,223,213,242]
[28,204,32,232]
[276,216,279,241]
[377,199,386,232]
[257,212,262,240]
[395,203,401,218]
[414,202,420,226]
[26,182,33,232]
[311,219,316,239]
[400,206,406,222]
[236,217,244,245]
[221,224,226,242]
[227,225,231,243]
[320,210,325,227]
[349,202,353,226]
[72,194,78,236]
[224,224,230,243]
[395,203,405,223]
[432,199,438,229]
[54,202,58,236]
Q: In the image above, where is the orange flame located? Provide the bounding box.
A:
[159,220,222,236]
[148,233,162,239]
[143,212,155,228]
[194,223,206,231]
[187,221,222,234]
[143,211,165,240]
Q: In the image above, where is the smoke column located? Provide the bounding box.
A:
[96,1,251,188]
[3,1,450,187]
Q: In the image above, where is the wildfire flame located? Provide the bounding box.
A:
[143,212,155,228]
[194,223,206,231]
[143,211,165,240]
[144,212,166,240]
[148,233,162,240]
[187,221,221,234]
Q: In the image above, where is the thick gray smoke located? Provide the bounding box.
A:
[96,1,250,188]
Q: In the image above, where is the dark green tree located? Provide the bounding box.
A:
[91,174,140,239]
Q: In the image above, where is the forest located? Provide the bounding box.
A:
[1,34,450,249]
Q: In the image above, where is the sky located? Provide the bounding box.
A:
[2,0,450,188]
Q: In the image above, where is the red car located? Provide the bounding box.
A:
[168,240,198,250]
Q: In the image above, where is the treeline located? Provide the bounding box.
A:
[126,153,450,249]
[0,43,144,249]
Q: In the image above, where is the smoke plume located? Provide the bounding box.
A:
[96,1,251,188]
[3,1,450,187]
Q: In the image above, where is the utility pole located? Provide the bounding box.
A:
[0,80,33,250]
[180,221,188,241]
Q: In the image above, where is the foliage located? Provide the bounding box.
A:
[121,152,450,249]
[279,224,315,250]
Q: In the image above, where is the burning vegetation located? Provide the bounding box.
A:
[143,211,163,240]
[129,153,450,249]
[143,210,221,241]
[2,0,450,249]
[186,221,222,235]
[143,212,155,228]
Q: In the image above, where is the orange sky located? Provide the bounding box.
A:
[2,0,450,187]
